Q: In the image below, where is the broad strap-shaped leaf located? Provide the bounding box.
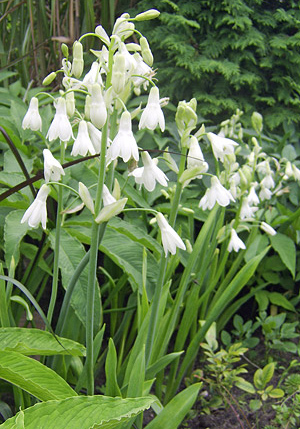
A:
[0,395,154,429]
[270,232,296,278]
[4,210,29,269]
[49,229,101,329]
[0,328,85,356]
[0,350,77,401]
[144,383,202,429]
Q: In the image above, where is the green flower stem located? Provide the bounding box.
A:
[86,121,108,395]
[47,142,65,325]
[169,146,187,227]
[145,145,187,366]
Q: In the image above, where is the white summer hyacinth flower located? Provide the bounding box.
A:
[240,196,259,220]
[22,97,42,132]
[46,97,73,142]
[199,176,235,211]
[109,111,139,162]
[43,149,65,183]
[227,228,246,252]
[21,184,50,230]
[139,86,165,132]
[90,83,107,129]
[207,132,238,162]
[71,121,96,157]
[156,213,186,256]
[129,151,168,192]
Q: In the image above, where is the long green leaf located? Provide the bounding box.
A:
[0,350,77,401]
[0,395,154,429]
[4,210,29,269]
[49,229,101,330]
[0,328,85,356]
[144,383,202,429]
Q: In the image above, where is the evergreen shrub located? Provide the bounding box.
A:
[131,0,300,130]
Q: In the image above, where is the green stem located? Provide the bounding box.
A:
[47,142,65,325]
[86,118,109,396]
[145,145,187,366]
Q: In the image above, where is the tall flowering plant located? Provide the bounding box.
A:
[0,8,298,428]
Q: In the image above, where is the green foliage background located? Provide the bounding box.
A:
[130,0,300,130]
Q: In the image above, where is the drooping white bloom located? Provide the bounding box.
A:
[227,228,246,252]
[109,111,139,162]
[139,86,165,132]
[87,122,102,153]
[95,25,110,45]
[240,196,259,220]
[207,132,238,162]
[259,185,272,201]
[129,151,168,192]
[132,53,152,90]
[156,213,186,257]
[90,83,107,129]
[248,183,260,205]
[112,14,134,40]
[260,221,277,236]
[119,42,137,75]
[46,97,73,142]
[71,121,96,157]
[199,176,235,211]
[43,149,65,183]
[102,184,116,206]
[261,174,275,189]
[82,62,103,88]
[186,136,209,180]
[22,97,42,132]
[21,184,50,230]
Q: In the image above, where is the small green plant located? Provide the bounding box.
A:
[221,314,260,349]
[257,311,300,356]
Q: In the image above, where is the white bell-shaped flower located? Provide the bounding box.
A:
[109,111,139,162]
[71,120,96,157]
[259,185,272,201]
[22,97,42,132]
[227,228,246,252]
[260,174,275,190]
[139,86,165,132]
[207,132,238,162]
[156,213,186,257]
[21,184,50,230]
[129,151,168,192]
[90,83,107,129]
[199,176,235,211]
[46,97,73,142]
[240,196,259,220]
[247,183,260,205]
[43,149,65,183]
[82,62,103,88]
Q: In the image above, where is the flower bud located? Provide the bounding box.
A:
[140,37,153,66]
[134,9,160,21]
[79,182,95,214]
[61,43,69,58]
[95,198,127,223]
[112,178,121,200]
[260,221,276,236]
[179,165,208,184]
[71,41,84,79]
[66,91,75,117]
[251,111,263,134]
[111,53,126,94]
[42,72,56,86]
[85,95,91,120]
